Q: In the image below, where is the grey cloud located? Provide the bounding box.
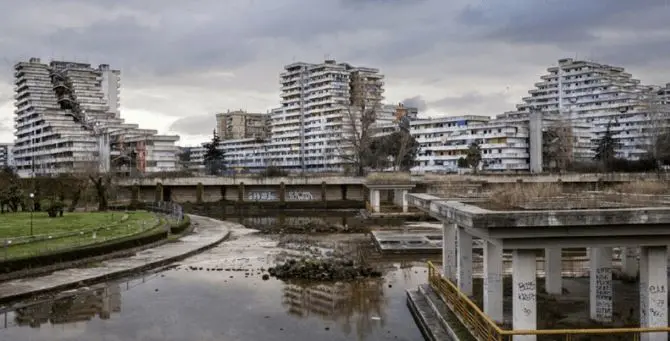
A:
[458,0,669,44]
[401,96,428,112]
[168,115,216,135]
[430,92,512,116]
[0,0,668,144]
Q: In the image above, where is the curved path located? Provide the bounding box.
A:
[0,215,235,304]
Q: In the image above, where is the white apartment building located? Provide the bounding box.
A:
[185,137,269,174]
[266,60,384,172]
[12,58,180,177]
[0,143,13,168]
[659,83,670,105]
[516,58,670,160]
[411,115,533,172]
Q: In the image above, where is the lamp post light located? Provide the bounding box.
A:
[29,193,35,237]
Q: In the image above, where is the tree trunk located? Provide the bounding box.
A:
[91,177,109,211]
[68,188,82,212]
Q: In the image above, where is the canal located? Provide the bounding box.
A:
[1,211,436,341]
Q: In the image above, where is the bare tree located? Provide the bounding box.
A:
[543,119,574,172]
[638,87,670,162]
[339,71,383,176]
[73,156,114,211]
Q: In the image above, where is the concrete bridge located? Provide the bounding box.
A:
[113,173,664,208]
[407,192,670,340]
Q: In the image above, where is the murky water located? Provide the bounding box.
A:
[1,226,434,341]
[184,205,426,232]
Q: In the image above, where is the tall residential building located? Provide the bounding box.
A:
[12,58,179,177]
[659,83,670,105]
[0,143,13,168]
[266,60,384,172]
[215,110,271,140]
[515,58,670,160]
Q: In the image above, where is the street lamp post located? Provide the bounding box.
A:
[29,193,35,237]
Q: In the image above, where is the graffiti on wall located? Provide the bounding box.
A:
[248,191,278,201]
[286,191,315,201]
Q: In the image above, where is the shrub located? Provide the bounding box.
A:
[259,166,288,178]
[489,183,564,209]
[612,180,670,195]
[366,172,412,185]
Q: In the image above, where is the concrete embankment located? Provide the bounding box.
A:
[0,215,234,304]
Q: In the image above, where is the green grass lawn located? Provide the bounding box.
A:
[0,211,159,260]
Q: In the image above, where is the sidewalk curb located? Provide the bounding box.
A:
[0,215,232,305]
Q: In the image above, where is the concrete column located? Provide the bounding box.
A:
[401,189,408,213]
[640,246,668,341]
[512,250,537,341]
[457,227,473,296]
[484,241,503,323]
[589,247,613,323]
[621,246,639,279]
[544,247,562,295]
[442,223,457,281]
[370,189,380,213]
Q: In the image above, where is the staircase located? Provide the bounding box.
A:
[407,284,472,341]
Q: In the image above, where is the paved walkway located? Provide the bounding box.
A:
[0,215,234,303]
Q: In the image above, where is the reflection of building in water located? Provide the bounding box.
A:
[14,283,121,327]
[282,280,386,340]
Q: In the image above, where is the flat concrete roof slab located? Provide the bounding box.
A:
[408,193,670,249]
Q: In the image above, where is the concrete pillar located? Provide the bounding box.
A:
[279,182,286,203]
[512,250,537,341]
[401,189,408,213]
[442,223,457,281]
[528,111,543,174]
[640,246,668,341]
[484,241,503,323]
[370,189,380,213]
[544,247,562,295]
[621,246,639,279]
[589,247,613,323]
[457,227,473,296]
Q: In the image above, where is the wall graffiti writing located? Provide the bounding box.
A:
[286,191,315,201]
[516,281,536,302]
[248,191,278,201]
[594,267,613,321]
[649,285,666,294]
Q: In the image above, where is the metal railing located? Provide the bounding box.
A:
[145,201,184,225]
[426,261,670,341]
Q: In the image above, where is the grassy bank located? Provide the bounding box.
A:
[0,211,158,260]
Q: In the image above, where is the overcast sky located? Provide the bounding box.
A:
[0,0,669,146]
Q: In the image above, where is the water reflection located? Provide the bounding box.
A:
[13,283,121,328]
[282,279,387,340]
[184,204,414,231]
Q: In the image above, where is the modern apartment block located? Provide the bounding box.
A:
[266,60,384,172]
[515,58,670,160]
[0,143,13,168]
[12,58,179,177]
[411,115,533,172]
[215,110,271,140]
[659,83,670,105]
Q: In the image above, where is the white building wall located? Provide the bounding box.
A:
[410,115,531,172]
[12,58,179,177]
[267,60,384,172]
[517,58,670,161]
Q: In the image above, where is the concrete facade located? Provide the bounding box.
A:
[408,193,670,338]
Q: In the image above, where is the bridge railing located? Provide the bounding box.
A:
[426,261,670,341]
